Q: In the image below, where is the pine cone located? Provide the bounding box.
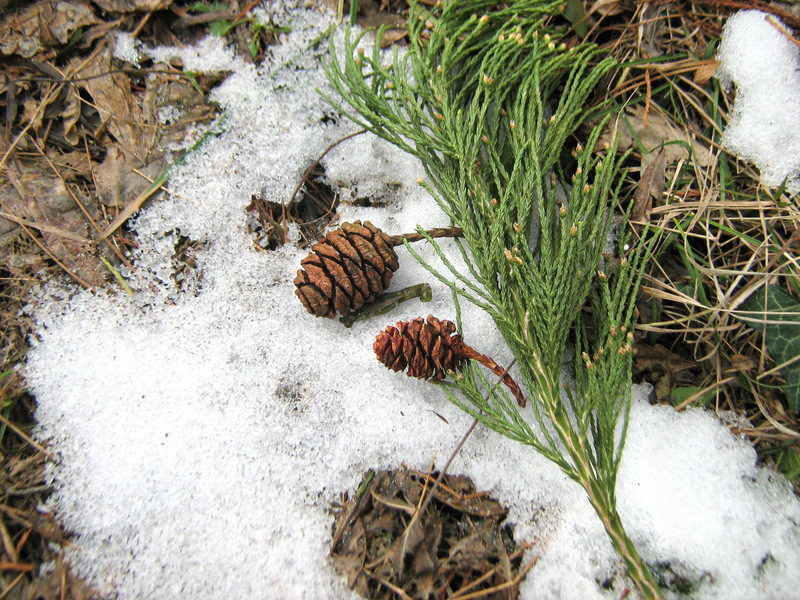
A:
[374,315,462,381]
[294,221,400,318]
[374,315,527,407]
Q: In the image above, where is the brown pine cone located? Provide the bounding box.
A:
[294,221,400,318]
[374,315,462,381]
[374,315,528,407]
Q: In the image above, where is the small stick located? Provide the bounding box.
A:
[339,283,431,327]
[456,343,526,408]
[285,129,366,214]
[389,226,463,246]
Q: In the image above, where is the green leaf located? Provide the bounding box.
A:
[189,1,228,13]
[247,34,260,59]
[562,0,589,38]
[737,285,800,410]
[209,19,238,36]
[184,70,203,95]
[670,386,715,407]
[776,446,800,480]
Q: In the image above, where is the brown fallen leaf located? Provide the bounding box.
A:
[634,343,696,374]
[1,157,105,287]
[588,0,624,17]
[71,42,148,162]
[602,105,715,167]
[90,0,172,13]
[331,516,367,589]
[444,519,504,573]
[631,147,667,224]
[694,58,721,85]
[94,146,167,208]
[331,468,528,600]
[0,1,98,58]
[730,353,757,374]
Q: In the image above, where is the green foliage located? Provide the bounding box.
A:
[562,0,588,38]
[209,18,249,37]
[737,284,800,410]
[325,1,660,596]
[189,1,228,13]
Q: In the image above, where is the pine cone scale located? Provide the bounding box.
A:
[350,232,397,274]
[340,255,372,299]
[327,230,361,262]
[299,259,333,297]
[294,276,331,317]
[318,254,355,299]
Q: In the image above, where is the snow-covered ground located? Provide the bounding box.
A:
[23,6,800,599]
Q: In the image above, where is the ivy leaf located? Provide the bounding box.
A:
[562,0,589,38]
[737,285,800,410]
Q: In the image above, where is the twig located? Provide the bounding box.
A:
[0,572,25,600]
[285,129,366,214]
[236,0,263,21]
[767,15,800,49]
[0,211,88,242]
[448,550,540,600]
[0,412,55,461]
[389,226,464,246]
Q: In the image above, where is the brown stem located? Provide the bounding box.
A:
[286,129,367,213]
[389,226,463,246]
[455,342,527,408]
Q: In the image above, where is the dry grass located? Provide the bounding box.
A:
[0,0,798,598]
[587,0,800,490]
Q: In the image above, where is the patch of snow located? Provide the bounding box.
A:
[112,32,141,66]
[716,10,800,194]
[156,105,181,125]
[146,34,244,74]
[23,6,800,600]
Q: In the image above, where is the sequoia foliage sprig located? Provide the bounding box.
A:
[324,1,661,597]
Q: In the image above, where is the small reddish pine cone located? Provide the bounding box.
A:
[374,315,527,407]
[374,315,462,381]
[294,221,400,318]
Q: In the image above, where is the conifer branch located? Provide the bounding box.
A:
[326,1,662,597]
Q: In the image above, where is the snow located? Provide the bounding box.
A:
[113,32,141,65]
[716,10,800,195]
[23,5,800,600]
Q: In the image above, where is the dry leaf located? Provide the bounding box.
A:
[62,85,83,146]
[631,147,667,222]
[602,105,715,167]
[0,1,98,58]
[694,58,721,85]
[90,0,172,12]
[1,158,104,286]
[94,146,166,207]
[71,42,148,161]
[635,343,696,374]
[378,28,409,48]
[331,517,367,589]
[730,353,757,373]
[588,0,624,17]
